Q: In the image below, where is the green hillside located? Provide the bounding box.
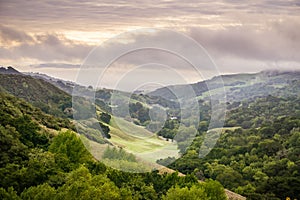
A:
[1,68,299,199]
[0,74,72,118]
[0,91,74,133]
[108,117,179,161]
[149,70,300,102]
[0,89,228,200]
[168,95,300,199]
[147,71,300,199]
[0,72,177,159]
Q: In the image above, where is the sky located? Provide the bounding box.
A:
[0,0,300,89]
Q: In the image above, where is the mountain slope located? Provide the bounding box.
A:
[0,88,232,200]
[2,67,298,199]
[25,71,80,94]
[0,91,74,133]
[149,70,300,102]
[0,73,72,118]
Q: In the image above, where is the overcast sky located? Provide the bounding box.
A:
[0,0,300,88]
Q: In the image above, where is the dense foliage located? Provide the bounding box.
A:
[129,102,150,124]
[0,74,72,118]
[169,96,300,199]
[2,70,299,199]
[0,90,227,199]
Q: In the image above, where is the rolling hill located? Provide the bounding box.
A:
[148,70,300,102]
[0,71,242,199]
[0,73,72,118]
[1,66,299,199]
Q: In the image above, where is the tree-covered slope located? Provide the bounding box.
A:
[168,94,300,199]
[0,91,74,133]
[0,90,229,200]
[148,71,300,199]
[3,67,299,199]
[0,73,72,118]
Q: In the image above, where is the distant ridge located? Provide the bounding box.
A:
[148,70,300,101]
[25,72,79,94]
[0,66,22,75]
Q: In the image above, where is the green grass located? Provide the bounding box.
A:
[107,117,179,162]
[82,124,239,167]
[110,117,153,138]
[82,116,179,171]
[90,115,240,164]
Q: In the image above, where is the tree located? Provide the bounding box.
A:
[24,150,57,187]
[203,179,227,200]
[163,185,207,200]
[0,187,20,200]
[49,131,92,171]
[0,125,28,167]
[102,146,136,162]
[99,122,111,139]
[259,127,275,138]
[56,166,122,200]
[21,183,56,200]
[13,115,42,148]
[99,112,111,124]
[198,121,208,132]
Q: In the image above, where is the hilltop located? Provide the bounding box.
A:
[148,70,300,102]
[0,66,21,75]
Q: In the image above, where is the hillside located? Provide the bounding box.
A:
[149,70,300,102]
[25,72,83,95]
[0,91,74,132]
[0,66,21,75]
[1,67,299,199]
[0,69,179,159]
[0,89,230,200]
[0,73,72,118]
[146,70,300,199]
[167,94,300,199]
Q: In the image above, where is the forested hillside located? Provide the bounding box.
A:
[0,90,227,200]
[168,95,300,199]
[0,74,72,118]
[148,71,300,199]
[1,68,299,199]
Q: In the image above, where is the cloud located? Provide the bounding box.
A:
[0,0,299,76]
[188,19,300,63]
[0,26,94,63]
[75,27,224,88]
[79,22,300,73]
[1,0,299,33]
[0,25,33,44]
[30,63,80,69]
